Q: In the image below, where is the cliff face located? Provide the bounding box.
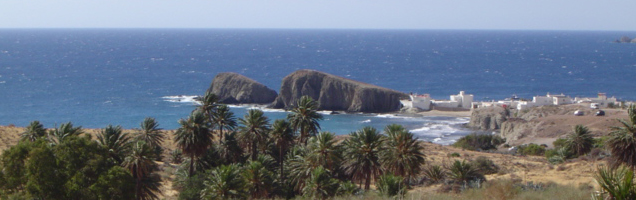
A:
[207,73,278,104]
[467,106,509,130]
[271,70,409,113]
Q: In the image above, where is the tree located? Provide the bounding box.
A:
[201,164,247,200]
[302,166,339,200]
[242,160,274,199]
[135,117,165,160]
[239,109,270,160]
[211,105,237,141]
[342,126,384,190]
[122,141,161,200]
[89,166,136,200]
[174,110,213,177]
[287,95,323,145]
[97,125,131,164]
[380,124,425,182]
[20,121,47,142]
[607,105,636,169]
[47,122,82,145]
[566,125,594,156]
[216,131,244,164]
[270,119,295,179]
[24,144,65,199]
[306,131,342,172]
[197,91,219,125]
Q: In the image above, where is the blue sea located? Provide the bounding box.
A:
[1,29,635,144]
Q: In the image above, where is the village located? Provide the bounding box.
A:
[402,91,627,112]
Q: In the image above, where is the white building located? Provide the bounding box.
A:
[516,93,574,110]
[574,93,618,108]
[403,91,473,111]
[409,94,432,110]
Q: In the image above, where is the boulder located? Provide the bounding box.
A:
[467,106,509,130]
[207,73,277,104]
[271,69,409,113]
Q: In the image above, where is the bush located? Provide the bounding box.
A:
[448,152,461,158]
[452,133,505,151]
[552,138,567,149]
[446,160,485,184]
[377,174,407,197]
[518,143,545,156]
[470,156,499,175]
[593,137,608,149]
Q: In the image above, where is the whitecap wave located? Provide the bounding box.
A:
[360,119,371,123]
[162,95,201,105]
[317,111,333,115]
[374,114,410,119]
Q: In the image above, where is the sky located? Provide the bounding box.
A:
[1,0,635,31]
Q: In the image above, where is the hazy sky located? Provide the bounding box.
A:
[1,0,635,31]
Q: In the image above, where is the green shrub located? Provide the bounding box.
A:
[593,137,609,149]
[448,152,461,157]
[518,143,545,156]
[470,156,499,175]
[552,138,567,149]
[452,133,505,151]
[447,160,485,183]
[377,174,407,197]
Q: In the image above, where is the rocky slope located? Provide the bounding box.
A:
[467,106,510,130]
[470,104,628,146]
[207,72,278,104]
[271,69,409,113]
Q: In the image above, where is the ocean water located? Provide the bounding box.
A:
[1,29,635,144]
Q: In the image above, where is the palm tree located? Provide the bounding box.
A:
[174,110,212,176]
[270,119,295,179]
[447,160,482,183]
[306,131,342,172]
[97,125,131,164]
[239,109,270,160]
[20,121,47,142]
[287,95,323,145]
[47,122,82,145]
[197,91,219,123]
[342,126,384,190]
[242,160,274,199]
[122,141,161,200]
[135,117,164,150]
[211,105,237,141]
[201,164,247,200]
[217,131,244,164]
[381,124,426,182]
[607,105,636,169]
[302,166,339,200]
[566,125,594,156]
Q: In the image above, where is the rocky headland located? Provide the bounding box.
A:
[271,69,409,113]
[207,72,278,104]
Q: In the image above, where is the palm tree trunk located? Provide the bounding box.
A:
[279,146,284,180]
[365,168,371,190]
[252,140,257,160]
[189,154,195,177]
[219,126,224,141]
[136,166,142,200]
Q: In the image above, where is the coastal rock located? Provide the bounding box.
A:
[620,36,632,43]
[467,106,509,130]
[207,72,278,104]
[271,69,409,113]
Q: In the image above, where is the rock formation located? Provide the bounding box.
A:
[467,106,510,130]
[207,72,277,104]
[271,69,409,113]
